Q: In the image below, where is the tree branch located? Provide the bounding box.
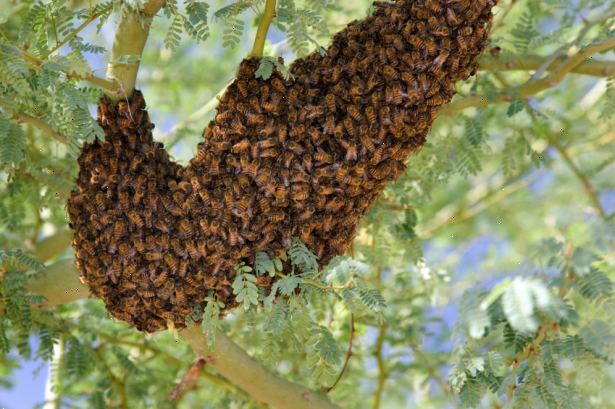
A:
[105,0,165,100]
[478,54,615,77]
[45,4,113,57]
[250,0,277,57]
[11,111,67,145]
[20,232,341,409]
[183,326,341,409]
[325,313,355,393]
[15,46,119,93]
[441,36,615,116]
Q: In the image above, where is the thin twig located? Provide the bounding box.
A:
[550,138,608,219]
[326,314,355,393]
[159,80,233,146]
[12,111,67,144]
[479,54,615,77]
[92,348,129,409]
[534,9,615,80]
[491,0,519,32]
[372,320,388,409]
[45,4,113,57]
[525,110,609,220]
[13,44,119,93]
[507,249,576,399]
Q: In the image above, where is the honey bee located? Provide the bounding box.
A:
[387,84,403,105]
[152,271,168,287]
[211,140,231,152]
[215,110,232,123]
[315,150,333,164]
[171,238,186,257]
[145,251,163,261]
[268,211,285,223]
[141,289,155,298]
[271,77,286,93]
[89,215,103,231]
[254,167,272,186]
[346,105,361,122]
[186,241,200,260]
[371,146,386,165]
[247,113,266,127]
[446,8,462,26]
[342,117,355,137]
[302,154,313,172]
[407,35,424,48]
[331,65,343,82]
[288,88,300,106]
[210,157,220,175]
[178,260,188,277]
[366,75,381,93]
[113,221,125,240]
[260,84,271,101]
[379,106,392,125]
[236,80,249,98]
[228,118,246,134]
[433,50,449,69]
[259,148,278,158]
[229,226,242,246]
[460,25,473,36]
[129,154,143,171]
[382,65,399,80]
[128,209,143,228]
[274,185,288,201]
[325,94,336,112]
[277,124,288,143]
[164,254,178,271]
[121,281,137,290]
[365,106,377,125]
[95,192,106,211]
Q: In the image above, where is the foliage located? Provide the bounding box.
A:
[1,0,615,408]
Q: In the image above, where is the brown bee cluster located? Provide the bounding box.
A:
[68,0,497,332]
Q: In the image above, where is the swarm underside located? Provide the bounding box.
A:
[68,0,496,332]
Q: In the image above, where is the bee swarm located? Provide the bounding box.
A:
[68,0,497,332]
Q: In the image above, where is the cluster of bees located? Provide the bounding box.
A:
[68,0,496,332]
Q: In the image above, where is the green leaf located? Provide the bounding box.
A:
[0,121,25,166]
[278,275,301,296]
[164,15,183,50]
[255,57,274,80]
[288,238,318,274]
[357,287,386,313]
[202,297,222,350]
[232,271,259,311]
[576,269,613,303]
[507,98,524,117]
[459,377,481,408]
[255,251,277,276]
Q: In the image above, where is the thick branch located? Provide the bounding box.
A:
[250,0,277,57]
[105,1,164,100]
[183,326,340,409]
[479,54,615,77]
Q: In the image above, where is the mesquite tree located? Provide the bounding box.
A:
[1,1,615,409]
